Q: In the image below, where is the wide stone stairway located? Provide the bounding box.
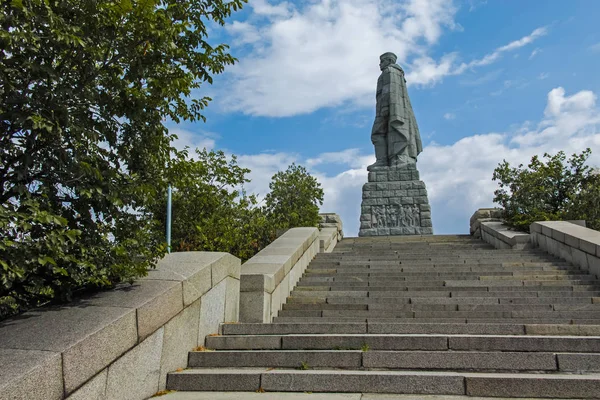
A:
[166,235,600,398]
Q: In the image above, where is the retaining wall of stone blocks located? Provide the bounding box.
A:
[319,213,343,252]
[480,221,532,250]
[531,221,600,276]
[319,227,340,252]
[240,227,320,323]
[469,208,504,238]
[0,252,240,400]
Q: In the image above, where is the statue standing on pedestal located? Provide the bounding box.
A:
[367,52,423,171]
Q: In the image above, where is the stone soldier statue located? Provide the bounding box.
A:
[367,52,423,171]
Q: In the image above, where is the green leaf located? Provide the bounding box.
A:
[10,0,23,10]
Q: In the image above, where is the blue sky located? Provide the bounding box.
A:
[170,0,600,236]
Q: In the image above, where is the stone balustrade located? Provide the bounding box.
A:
[479,221,532,250]
[240,227,320,323]
[319,213,344,252]
[0,252,240,400]
[469,208,504,238]
[531,221,600,276]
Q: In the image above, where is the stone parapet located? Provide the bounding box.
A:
[479,221,532,250]
[469,208,504,238]
[240,228,319,323]
[531,221,600,276]
[319,213,344,252]
[319,213,343,235]
[0,252,240,400]
[358,163,433,236]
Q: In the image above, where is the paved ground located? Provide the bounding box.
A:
[158,392,584,400]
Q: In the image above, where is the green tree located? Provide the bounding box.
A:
[265,164,324,230]
[157,149,275,262]
[0,0,246,318]
[492,148,599,232]
[566,169,600,230]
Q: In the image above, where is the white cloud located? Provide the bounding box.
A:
[250,0,293,18]
[306,148,373,169]
[221,2,548,117]
[538,72,550,80]
[227,87,600,236]
[237,152,300,200]
[225,21,262,45]
[221,0,461,117]
[590,42,600,52]
[463,27,547,70]
[529,47,541,59]
[419,87,599,235]
[405,53,458,86]
[443,112,456,120]
[497,27,547,52]
[169,127,216,153]
[468,0,487,12]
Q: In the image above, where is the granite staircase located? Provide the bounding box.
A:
[167,235,600,398]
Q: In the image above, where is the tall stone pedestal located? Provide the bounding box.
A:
[358,163,433,236]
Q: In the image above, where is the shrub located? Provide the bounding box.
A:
[0,0,246,319]
[492,148,599,232]
[265,164,325,230]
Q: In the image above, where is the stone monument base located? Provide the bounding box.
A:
[358,163,433,236]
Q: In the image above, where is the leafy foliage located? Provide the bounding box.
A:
[265,164,324,230]
[156,149,276,262]
[0,0,246,319]
[492,149,599,232]
[160,155,325,262]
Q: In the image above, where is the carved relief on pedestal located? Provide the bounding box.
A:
[370,204,421,228]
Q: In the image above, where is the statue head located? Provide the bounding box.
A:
[379,52,397,71]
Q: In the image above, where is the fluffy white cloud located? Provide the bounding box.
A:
[230,87,600,236]
[224,21,262,45]
[419,87,599,235]
[220,0,548,116]
[237,152,300,200]
[250,0,293,18]
[169,127,217,153]
[221,0,460,117]
[306,148,373,169]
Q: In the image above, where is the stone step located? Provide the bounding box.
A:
[315,251,556,258]
[157,391,589,400]
[313,296,594,305]
[315,252,558,258]
[221,322,524,336]
[312,255,565,267]
[167,368,600,398]
[205,334,600,352]
[292,285,599,293]
[299,272,589,281]
[283,303,581,312]
[277,309,600,319]
[289,290,600,299]
[295,279,598,288]
[271,317,600,325]
[187,349,570,372]
[305,266,578,273]
[311,257,560,264]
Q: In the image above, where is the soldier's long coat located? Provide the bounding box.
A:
[372,64,423,160]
